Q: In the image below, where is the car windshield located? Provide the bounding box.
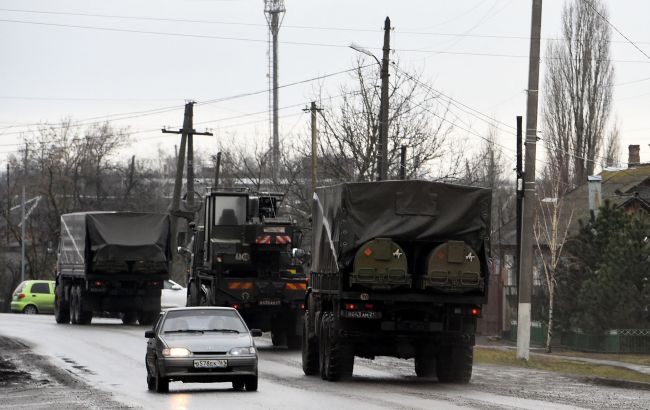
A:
[162,309,248,334]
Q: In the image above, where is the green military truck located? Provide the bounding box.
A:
[54,212,171,325]
[302,180,491,382]
[184,190,308,349]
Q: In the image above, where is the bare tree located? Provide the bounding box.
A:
[533,181,574,353]
[543,0,615,190]
[314,61,458,183]
[602,121,621,168]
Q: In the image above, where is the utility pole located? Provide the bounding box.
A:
[516,116,523,289]
[21,143,27,282]
[265,0,286,180]
[378,16,391,181]
[399,145,407,180]
[6,163,9,244]
[517,0,542,361]
[163,102,212,256]
[303,101,322,193]
[213,152,222,189]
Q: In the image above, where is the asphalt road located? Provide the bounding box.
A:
[1,313,649,410]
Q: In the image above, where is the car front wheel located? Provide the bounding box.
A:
[244,375,258,391]
[154,362,169,393]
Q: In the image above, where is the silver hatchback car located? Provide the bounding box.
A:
[145,307,262,393]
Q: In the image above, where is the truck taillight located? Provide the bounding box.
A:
[300,303,305,310]
[364,303,374,310]
[232,303,241,310]
[18,293,25,299]
[345,303,357,311]
[471,308,481,317]
[285,282,306,290]
[94,280,104,287]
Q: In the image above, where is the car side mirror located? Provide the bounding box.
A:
[250,329,263,337]
[144,330,156,338]
[171,284,182,291]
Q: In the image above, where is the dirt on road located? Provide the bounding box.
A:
[0,336,128,409]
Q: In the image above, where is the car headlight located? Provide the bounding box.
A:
[162,347,191,357]
[229,347,256,356]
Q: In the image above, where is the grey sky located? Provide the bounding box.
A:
[1,0,648,170]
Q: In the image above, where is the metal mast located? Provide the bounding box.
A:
[264,0,285,180]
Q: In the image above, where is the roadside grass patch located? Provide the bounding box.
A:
[475,347,650,384]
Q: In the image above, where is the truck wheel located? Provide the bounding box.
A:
[54,284,70,324]
[138,311,159,326]
[121,312,138,325]
[286,333,302,350]
[76,286,93,325]
[271,330,287,347]
[302,311,319,375]
[187,281,199,306]
[414,351,436,378]
[436,345,473,384]
[69,285,79,324]
[320,313,354,381]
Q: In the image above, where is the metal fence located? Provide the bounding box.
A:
[508,326,650,354]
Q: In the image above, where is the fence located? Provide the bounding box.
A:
[508,326,650,354]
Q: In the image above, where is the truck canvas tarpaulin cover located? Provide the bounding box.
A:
[59,212,171,272]
[311,180,491,274]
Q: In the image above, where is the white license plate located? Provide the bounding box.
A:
[193,359,227,369]
[259,299,281,306]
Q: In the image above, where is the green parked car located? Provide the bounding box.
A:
[10,280,55,314]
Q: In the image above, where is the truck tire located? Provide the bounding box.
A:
[271,330,287,347]
[76,286,93,325]
[69,285,79,324]
[414,351,436,378]
[121,312,138,325]
[138,311,159,326]
[187,280,200,306]
[436,345,473,384]
[302,311,319,375]
[319,313,354,381]
[54,284,70,324]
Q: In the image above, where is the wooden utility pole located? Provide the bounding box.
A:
[378,16,391,181]
[163,102,212,256]
[304,101,322,193]
[517,0,543,361]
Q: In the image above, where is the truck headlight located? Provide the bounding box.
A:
[229,347,256,356]
[162,347,191,357]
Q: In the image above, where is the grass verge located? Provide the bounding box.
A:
[475,347,650,384]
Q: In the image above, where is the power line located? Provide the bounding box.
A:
[0,64,373,136]
[2,17,650,64]
[4,7,649,46]
[584,0,650,62]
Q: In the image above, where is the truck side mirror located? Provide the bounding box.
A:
[250,329,263,337]
[177,246,192,257]
[292,248,309,258]
[144,330,156,338]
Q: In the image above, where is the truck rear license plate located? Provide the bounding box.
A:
[194,359,227,369]
[259,299,281,306]
[342,310,381,319]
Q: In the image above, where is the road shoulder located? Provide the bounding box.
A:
[0,335,130,409]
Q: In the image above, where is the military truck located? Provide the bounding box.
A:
[54,212,171,325]
[302,180,491,382]
[184,190,308,349]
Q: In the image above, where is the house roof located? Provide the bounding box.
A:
[494,165,650,247]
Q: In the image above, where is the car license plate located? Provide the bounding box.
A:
[193,359,227,369]
[343,310,382,319]
[259,299,281,306]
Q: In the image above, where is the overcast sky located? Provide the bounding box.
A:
[1,0,649,171]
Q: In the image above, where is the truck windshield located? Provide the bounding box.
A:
[213,196,247,225]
